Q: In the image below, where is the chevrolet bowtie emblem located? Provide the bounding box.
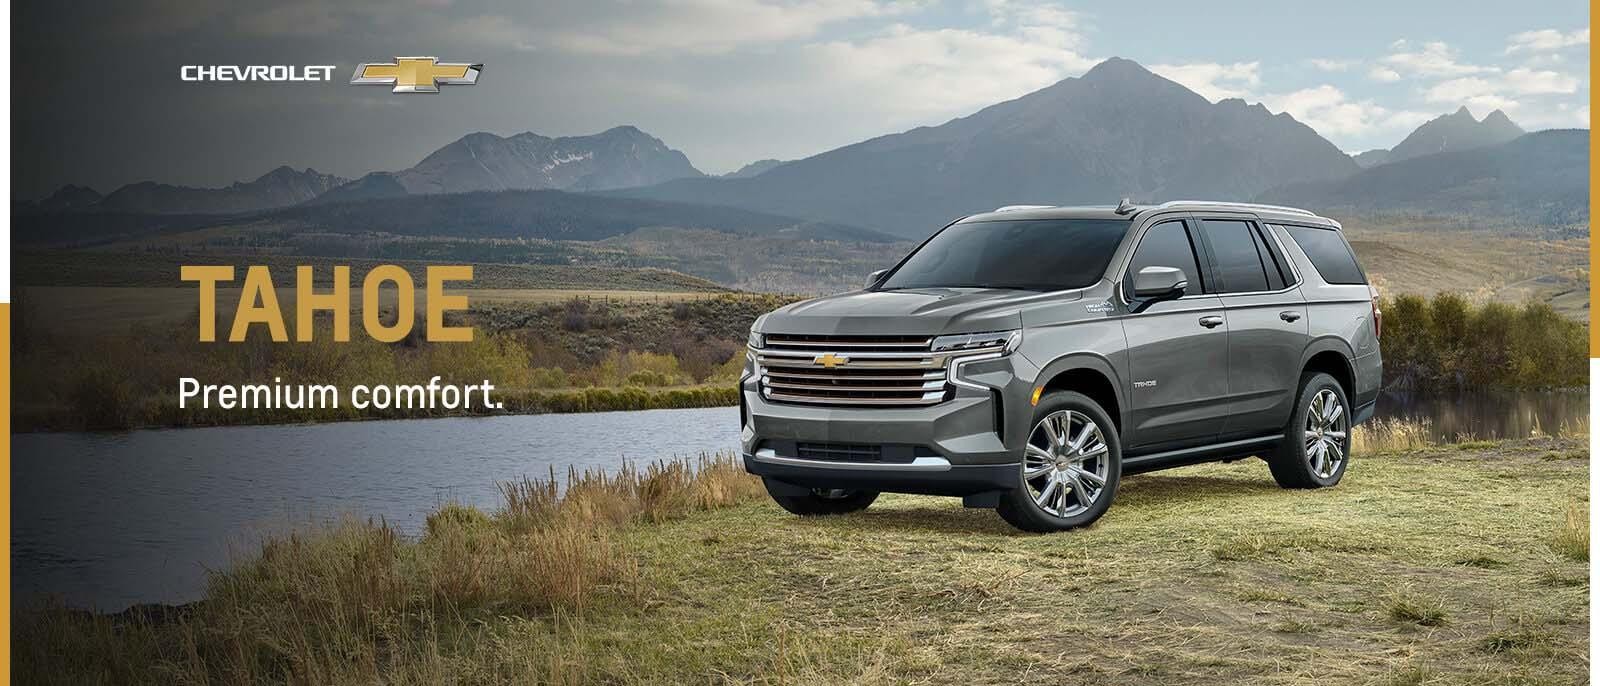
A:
[813,353,850,368]
[351,57,481,93]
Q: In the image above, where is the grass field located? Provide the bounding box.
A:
[1340,222,1589,321]
[18,434,1588,685]
[22,286,728,336]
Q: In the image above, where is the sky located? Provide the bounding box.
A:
[12,0,1591,199]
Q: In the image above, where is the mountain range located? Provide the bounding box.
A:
[314,126,702,205]
[1351,107,1525,168]
[1259,129,1586,225]
[617,58,1363,237]
[22,57,1585,238]
[41,167,348,215]
[30,127,702,215]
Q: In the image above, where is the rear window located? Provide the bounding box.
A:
[1282,225,1366,285]
[879,219,1128,291]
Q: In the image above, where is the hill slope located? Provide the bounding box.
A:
[272,189,897,242]
[1257,130,1587,224]
[619,57,1359,238]
[94,167,348,214]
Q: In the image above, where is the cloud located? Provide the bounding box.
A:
[1381,40,1493,77]
[1423,77,1497,103]
[447,14,539,51]
[1367,66,1402,83]
[1149,62,1261,101]
[545,0,909,56]
[1505,27,1589,54]
[978,0,1088,55]
[1262,85,1430,137]
[1501,67,1582,94]
[1309,58,1355,72]
[1423,68,1578,115]
[796,20,1097,117]
[235,3,343,36]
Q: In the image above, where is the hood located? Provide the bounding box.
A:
[757,287,1078,336]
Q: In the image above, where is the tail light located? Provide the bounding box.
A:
[1369,285,1382,339]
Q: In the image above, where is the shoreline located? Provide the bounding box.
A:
[14,383,740,433]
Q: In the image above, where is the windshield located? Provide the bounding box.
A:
[878,219,1129,291]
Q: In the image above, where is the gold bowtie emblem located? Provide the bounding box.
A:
[813,353,850,368]
[351,57,482,93]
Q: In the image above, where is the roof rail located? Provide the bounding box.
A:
[1153,200,1317,217]
[993,204,1055,212]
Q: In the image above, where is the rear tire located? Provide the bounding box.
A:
[996,391,1121,533]
[763,480,879,516]
[1267,372,1351,489]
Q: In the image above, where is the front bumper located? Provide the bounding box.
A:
[743,449,1016,497]
[739,353,1035,496]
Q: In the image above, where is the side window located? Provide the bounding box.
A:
[1124,220,1204,300]
[1254,225,1292,289]
[1284,225,1367,285]
[1200,219,1270,293]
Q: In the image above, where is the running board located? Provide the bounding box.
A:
[1122,434,1283,475]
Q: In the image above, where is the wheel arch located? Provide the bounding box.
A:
[1300,337,1357,398]
[1033,354,1126,437]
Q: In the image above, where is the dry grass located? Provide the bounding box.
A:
[1386,588,1450,626]
[1352,417,1436,454]
[16,438,1590,685]
[1553,501,1590,562]
[15,451,767,685]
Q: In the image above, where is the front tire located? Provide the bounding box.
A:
[996,391,1122,533]
[1267,372,1351,489]
[763,480,879,516]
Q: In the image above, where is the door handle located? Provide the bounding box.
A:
[1279,311,1302,322]
[1198,315,1224,329]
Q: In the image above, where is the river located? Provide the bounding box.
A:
[13,391,1587,611]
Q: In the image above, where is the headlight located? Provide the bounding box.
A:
[747,329,764,349]
[931,330,1021,356]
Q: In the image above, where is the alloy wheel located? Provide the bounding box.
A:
[1023,410,1110,518]
[1303,389,1348,479]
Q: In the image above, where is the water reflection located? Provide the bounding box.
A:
[1376,389,1588,442]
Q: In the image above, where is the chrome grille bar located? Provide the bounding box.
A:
[755,334,966,407]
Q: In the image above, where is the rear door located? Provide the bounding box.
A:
[1119,216,1230,451]
[1195,216,1308,439]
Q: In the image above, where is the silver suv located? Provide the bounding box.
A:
[741,201,1382,532]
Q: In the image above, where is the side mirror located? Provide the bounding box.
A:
[1131,266,1188,311]
[866,269,889,288]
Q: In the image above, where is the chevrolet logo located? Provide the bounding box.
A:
[813,353,850,368]
[351,57,481,93]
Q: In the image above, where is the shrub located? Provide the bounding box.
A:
[1378,293,1586,390]
[67,367,141,430]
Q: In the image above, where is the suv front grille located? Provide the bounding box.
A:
[755,334,948,406]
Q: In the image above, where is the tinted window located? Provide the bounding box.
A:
[1284,225,1366,284]
[880,219,1128,291]
[1201,219,1269,293]
[1255,225,1295,288]
[1255,225,1286,290]
[1124,220,1203,299]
